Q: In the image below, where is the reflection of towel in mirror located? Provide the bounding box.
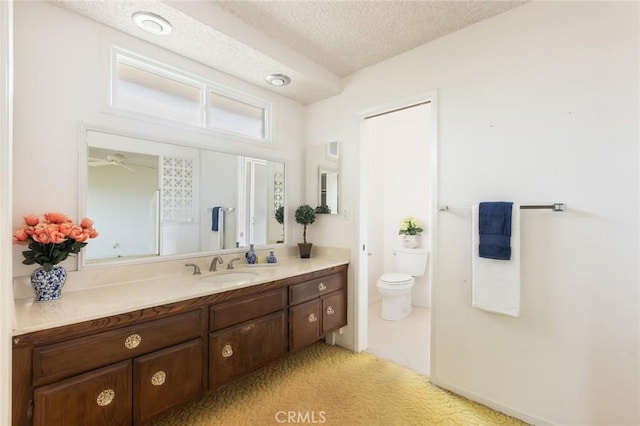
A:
[212,207,221,231]
[478,202,513,260]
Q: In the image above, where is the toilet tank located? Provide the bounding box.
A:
[393,247,428,276]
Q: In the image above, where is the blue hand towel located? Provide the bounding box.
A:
[478,202,513,260]
[212,207,221,231]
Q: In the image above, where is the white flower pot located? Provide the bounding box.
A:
[401,235,420,249]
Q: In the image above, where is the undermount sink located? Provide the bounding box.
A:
[198,271,259,285]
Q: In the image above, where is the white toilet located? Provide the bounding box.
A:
[377,247,428,321]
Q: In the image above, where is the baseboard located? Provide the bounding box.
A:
[428,377,555,426]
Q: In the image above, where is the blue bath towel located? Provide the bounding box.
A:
[478,202,513,260]
[212,207,221,231]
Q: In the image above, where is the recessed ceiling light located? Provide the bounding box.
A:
[266,74,291,87]
[132,12,173,35]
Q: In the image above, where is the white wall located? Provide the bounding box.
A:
[87,163,158,259]
[0,2,12,424]
[365,103,431,307]
[306,2,639,425]
[12,1,306,276]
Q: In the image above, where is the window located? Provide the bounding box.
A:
[207,91,265,140]
[111,48,271,143]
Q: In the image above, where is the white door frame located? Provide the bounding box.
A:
[354,91,439,375]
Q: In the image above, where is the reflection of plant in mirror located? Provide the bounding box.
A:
[294,205,316,244]
[315,205,331,214]
[275,206,284,224]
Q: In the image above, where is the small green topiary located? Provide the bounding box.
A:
[294,204,316,244]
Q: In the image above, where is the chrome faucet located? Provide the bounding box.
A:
[209,255,223,272]
[227,258,242,270]
[185,263,201,275]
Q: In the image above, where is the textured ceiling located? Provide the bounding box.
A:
[215,1,527,78]
[53,0,526,104]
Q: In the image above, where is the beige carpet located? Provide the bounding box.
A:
[152,343,527,426]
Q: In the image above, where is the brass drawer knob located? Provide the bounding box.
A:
[326,306,335,315]
[318,282,327,292]
[222,344,234,358]
[151,371,166,386]
[308,313,318,323]
[96,389,115,406]
[124,334,141,350]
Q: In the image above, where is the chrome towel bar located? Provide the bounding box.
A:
[438,203,566,212]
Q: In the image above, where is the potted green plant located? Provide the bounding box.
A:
[398,215,424,248]
[295,204,316,258]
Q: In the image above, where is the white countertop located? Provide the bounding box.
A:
[13,257,348,336]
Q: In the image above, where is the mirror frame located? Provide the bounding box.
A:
[78,123,288,269]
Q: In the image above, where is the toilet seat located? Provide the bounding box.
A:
[377,273,414,291]
[379,272,413,285]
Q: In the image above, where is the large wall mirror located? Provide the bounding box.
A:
[80,127,285,267]
[306,142,340,215]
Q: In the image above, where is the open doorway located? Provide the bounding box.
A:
[357,95,437,377]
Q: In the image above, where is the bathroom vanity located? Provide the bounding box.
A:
[11,260,348,425]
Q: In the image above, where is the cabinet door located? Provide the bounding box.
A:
[289,299,321,352]
[322,290,347,334]
[209,310,287,389]
[33,361,132,426]
[133,339,204,425]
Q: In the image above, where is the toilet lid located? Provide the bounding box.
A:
[380,272,413,284]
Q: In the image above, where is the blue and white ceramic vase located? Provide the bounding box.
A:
[267,251,277,264]
[31,266,67,302]
[246,244,257,264]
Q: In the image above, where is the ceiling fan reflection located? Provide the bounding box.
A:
[88,153,136,172]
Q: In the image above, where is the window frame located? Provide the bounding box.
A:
[109,46,272,145]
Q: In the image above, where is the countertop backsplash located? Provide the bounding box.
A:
[13,245,351,300]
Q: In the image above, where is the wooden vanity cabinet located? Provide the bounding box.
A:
[13,264,348,426]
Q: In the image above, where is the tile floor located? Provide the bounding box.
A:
[367,300,430,376]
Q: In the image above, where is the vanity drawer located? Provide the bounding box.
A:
[33,309,203,386]
[210,288,287,331]
[289,273,345,305]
